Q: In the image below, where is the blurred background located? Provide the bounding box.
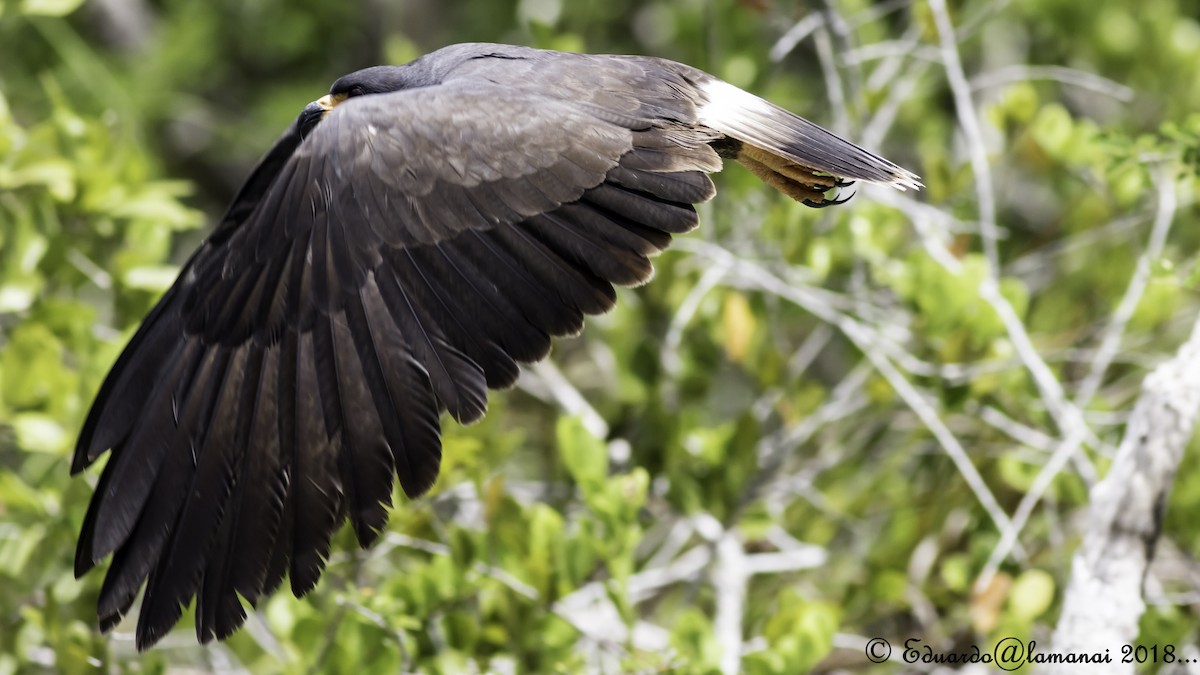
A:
[2,0,1200,672]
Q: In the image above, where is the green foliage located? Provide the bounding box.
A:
[743,594,839,674]
[3,0,1200,672]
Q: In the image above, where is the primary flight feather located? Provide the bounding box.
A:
[72,42,920,650]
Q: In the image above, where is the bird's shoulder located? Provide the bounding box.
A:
[395,43,709,123]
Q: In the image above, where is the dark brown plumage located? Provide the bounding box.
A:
[72,42,920,650]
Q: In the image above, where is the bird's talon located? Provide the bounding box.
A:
[802,191,854,209]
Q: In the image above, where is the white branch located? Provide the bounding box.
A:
[713,530,748,675]
[814,24,851,136]
[978,404,1061,454]
[970,65,1135,101]
[745,547,828,575]
[1049,311,1200,673]
[526,360,609,440]
[768,13,824,62]
[662,263,728,379]
[928,0,1000,268]
[1075,171,1177,406]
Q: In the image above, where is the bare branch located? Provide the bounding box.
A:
[524,360,610,440]
[979,404,1061,454]
[814,25,851,136]
[713,529,748,675]
[970,65,1135,102]
[662,263,728,380]
[1075,169,1177,406]
[768,13,824,63]
[841,41,940,66]
[862,58,930,150]
[68,249,114,289]
[928,0,1000,269]
[745,547,828,575]
[1049,309,1200,672]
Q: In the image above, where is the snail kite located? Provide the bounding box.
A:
[71,42,920,649]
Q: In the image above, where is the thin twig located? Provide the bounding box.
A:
[928,0,1000,269]
[814,25,851,136]
[768,13,824,63]
[820,0,864,121]
[862,58,929,150]
[1075,169,1177,405]
[662,263,728,379]
[979,404,1060,454]
[526,360,609,440]
[970,65,1135,102]
[841,42,940,66]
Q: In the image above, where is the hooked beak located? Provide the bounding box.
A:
[316,92,348,115]
[297,92,349,140]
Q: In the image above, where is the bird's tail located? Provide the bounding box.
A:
[695,77,921,206]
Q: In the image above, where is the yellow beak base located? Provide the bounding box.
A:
[317,92,349,115]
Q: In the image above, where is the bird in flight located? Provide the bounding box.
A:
[71,42,920,650]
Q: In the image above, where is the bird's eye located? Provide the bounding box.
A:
[348,85,367,97]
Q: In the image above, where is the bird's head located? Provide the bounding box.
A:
[298,66,410,138]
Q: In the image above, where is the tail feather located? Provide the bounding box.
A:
[695,77,922,197]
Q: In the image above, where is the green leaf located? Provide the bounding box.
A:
[0,160,75,200]
[1009,569,1055,621]
[11,413,68,453]
[556,416,607,486]
[1031,104,1075,156]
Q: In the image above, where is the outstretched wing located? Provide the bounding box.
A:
[72,79,721,649]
